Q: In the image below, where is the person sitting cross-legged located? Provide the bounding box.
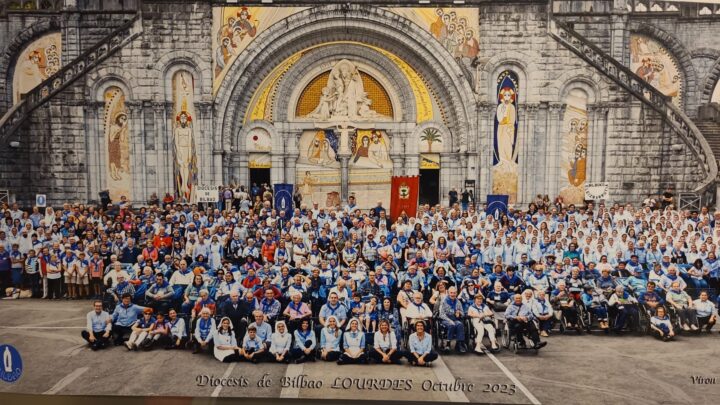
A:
[406,320,438,366]
[81,300,112,350]
[650,306,675,341]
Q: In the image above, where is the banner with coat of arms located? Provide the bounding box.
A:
[390,176,419,220]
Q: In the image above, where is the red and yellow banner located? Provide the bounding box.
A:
[390,176,419,220]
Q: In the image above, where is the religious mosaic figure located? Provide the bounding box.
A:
[172,71,199,202]
[492,71,520,202]
[307,130,336,166]
[108,112,129,181]
[629,34,683,106]
[12,33,62,103]
[103,85,133,200]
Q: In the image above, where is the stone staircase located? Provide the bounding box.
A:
[0,14,142,145]
[548,18,718,199]
[695,121,720,163]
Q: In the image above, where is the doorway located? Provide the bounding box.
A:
[249,168,271,190]
[419,169,440,206]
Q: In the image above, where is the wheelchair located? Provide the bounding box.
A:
[464,315,500,353]
[607,302,643,334]
[580,302,611,333]
[554,301,585,334]
[665,304,701,334]
[500,316,541,355]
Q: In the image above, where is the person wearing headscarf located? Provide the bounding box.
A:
[213,316,242,362]
[320,315,343,362]
[192,307,216,354]
[371,319,401,364]
[338,318,366,365]
[269,321,292,363]
[291,318,316,364]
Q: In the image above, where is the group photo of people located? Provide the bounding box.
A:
[1,185,718,367]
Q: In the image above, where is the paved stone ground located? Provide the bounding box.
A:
[0,300,719,404]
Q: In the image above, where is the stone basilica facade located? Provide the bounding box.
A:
[1,0,720,208]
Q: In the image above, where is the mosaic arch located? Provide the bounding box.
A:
[12,32,62,104]
[630,33,684,107]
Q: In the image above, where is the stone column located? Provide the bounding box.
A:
[127,102,146,202]
[284,131,299,186]
[339,156,350,205]
[230,154,242,185]
[478,102,494,201]
[237,153,249,187]
[611,3,629,65]
[547,103,565,200]
[152,102,169,194]
[440,152,458,206]
[522,104,540,204]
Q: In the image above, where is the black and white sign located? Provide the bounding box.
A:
[194,185,219,203]
[584,182,609,200]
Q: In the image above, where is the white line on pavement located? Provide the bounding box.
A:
[280,363,304,398]
[486,352,541,405]
[433,356,470,403]
[43,367,89,395]
[211,363,237,397]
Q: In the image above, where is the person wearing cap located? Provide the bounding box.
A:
[82,300,112,350]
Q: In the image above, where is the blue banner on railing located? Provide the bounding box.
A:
[274,184,294,219]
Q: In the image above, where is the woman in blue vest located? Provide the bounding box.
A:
[650,306,675,341]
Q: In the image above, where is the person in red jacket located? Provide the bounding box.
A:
[153,228,172,249]
[261,238,277,264]
[242,268,262,291]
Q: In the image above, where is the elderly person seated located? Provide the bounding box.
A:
[283,291,312,333]
[608,285,639,333]
[247,310,273,350]
[192,307,216,354]
[437,286,467,353]
[665,281,699,331]
[486,282,511,312]
[109,273,135,303]
[403,291,433,326]
[659,265,686,292]
[504,294,546,349]
[145,273,174,315]
[220,290,251,343]
[550,280,580,332]
[258,288,281,322]
[467,294,499,353]
[532,289,553,336]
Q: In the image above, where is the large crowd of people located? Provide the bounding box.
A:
[1,185,718,366]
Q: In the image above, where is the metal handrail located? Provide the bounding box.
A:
[549,19,718,196]
[0,14,142,144]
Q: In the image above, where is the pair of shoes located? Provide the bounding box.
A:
[540,331,549,337]
[690,325,698,331]
[457,342,467,353]
[682,325,690,331]
[533,341,547,349]
[125,342,134,350]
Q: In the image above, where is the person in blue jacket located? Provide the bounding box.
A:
[111,293,147,346]
[406,320,438,366]
[320,315,343,362]
[290,319,316,364]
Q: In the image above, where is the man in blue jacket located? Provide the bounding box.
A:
[505,294,547,350]
[438,286,467,353]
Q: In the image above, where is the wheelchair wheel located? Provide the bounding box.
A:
[500,321,511,349]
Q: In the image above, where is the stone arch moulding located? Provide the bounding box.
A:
[557,76,600,104]
[411,121,454,155]
[629,22,698,109]
[155,51,212,102]
[0,17,61,112]
[214,4,476,158]
[273,44,416,125]
[284,60,404,123]
[93,76,133,103]
[236,120,279,154]
[87,67,138,102]
[480,54,533,103]
[701,58,720,105]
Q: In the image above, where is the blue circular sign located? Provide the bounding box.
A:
[0,345,22,383]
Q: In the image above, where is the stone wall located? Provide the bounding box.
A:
[0,0,717,208]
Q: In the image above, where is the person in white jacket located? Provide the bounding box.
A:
[213,317,242,362]
[467,294,499,353]
[269,321,292,363]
